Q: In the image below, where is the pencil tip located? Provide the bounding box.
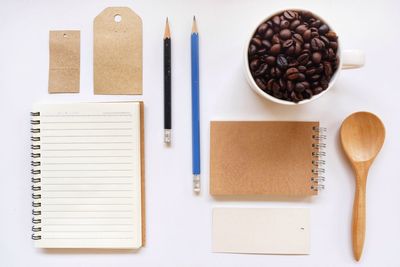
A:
[164,18,171,38]
[192,16,198,33]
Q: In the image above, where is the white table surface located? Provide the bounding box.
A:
[1,0,400,266]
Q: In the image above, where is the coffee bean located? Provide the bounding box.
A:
[315,64,324,74]
[323,61,333,77]
[297,52,309,65]
[271,80,280,92]
[262,39,272,49]
[311,81,320,88]
[295,24,308,34]
[291,91,300,102]
[297,73,306,82]
[293,33,304,44]
[327,48,335,60]
[286,45,296,56]
[264,28,274,39]
[290,20,301,30]
[270,44,281,55]
[287,81,294,92]
[257,23,268,35]
[295,82,305,92]
[319,24,329,34]
[294,43,302,55]
[272,34,280,44]
[277,77,285,89]
[303,89,313,98]
[298,65,307,73]
[280,20,290,29]
[310,19,322,28]
[277,54,288,69]
[303,29,312,41]
[270,66,282,78]
[279,29,292,39]
[257,48,267,55]
[310,74,321,81]
[320,79,329,89]
[303,43,311,50]
[286,67,300,80]
[249,44,257,56]
[256,78,267,90]
[265,56,276,65]
[283,10,297,21]
[272,15,281,25]
[310,27,319,38]
[326,31,338,41]
[305,68,316,76]
[254,63,269,76]
[287,57,298,67]
[251,37,262,47]
[283,39,294,49]
[319,35,330,46]
[311,38,325,51]
[313,87,323,95]
[330,42,338,50]
[312,52,322,64]
[301,10,312,20]
[250,59,260,71]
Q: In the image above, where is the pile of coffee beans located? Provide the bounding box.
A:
[248,10,339,103]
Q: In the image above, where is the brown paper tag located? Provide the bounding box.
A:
[94,7,143,95]
[48,30,80,93]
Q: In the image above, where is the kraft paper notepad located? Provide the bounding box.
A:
[210,121,325,197]
[212,208,310,255]
[30,102,145,249]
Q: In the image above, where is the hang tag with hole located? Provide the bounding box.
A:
[48,30,80,93]
[93,7,143,95]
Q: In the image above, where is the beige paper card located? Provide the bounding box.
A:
[94,7,143,95]
[212,208,310,255]
[48,30,80,93]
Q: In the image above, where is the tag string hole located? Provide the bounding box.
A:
[114,14,122,23]
[63,33,67,38]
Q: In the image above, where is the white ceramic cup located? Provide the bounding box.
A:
[244,9,365,105]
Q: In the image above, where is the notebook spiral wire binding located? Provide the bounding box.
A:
[311,126,326,192]
[31,112,42,240]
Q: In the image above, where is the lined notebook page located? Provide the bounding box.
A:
[33,102,142,248]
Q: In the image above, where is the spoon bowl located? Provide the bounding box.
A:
[340,111,385,261]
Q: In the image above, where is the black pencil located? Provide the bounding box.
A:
[164,18,172,144]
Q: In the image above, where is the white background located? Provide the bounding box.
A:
[1,0,400,266]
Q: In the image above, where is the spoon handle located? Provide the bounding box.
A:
[352,170,367,261]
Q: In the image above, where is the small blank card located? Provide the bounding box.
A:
[212,208,310,255]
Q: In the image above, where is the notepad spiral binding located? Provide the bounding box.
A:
[311,126,326,192]
[31,112,42,240]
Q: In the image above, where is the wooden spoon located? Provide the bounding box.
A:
[340,112,385,261]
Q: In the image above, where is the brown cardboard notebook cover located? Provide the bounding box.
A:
[210,121,320,197]
[139,102,146,246]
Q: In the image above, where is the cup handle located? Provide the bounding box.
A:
[342,49,365,69]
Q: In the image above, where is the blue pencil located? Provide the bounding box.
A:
[191,16,200,193]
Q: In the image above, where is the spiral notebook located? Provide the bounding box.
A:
[210,121,326,196]
[30,102,145,249]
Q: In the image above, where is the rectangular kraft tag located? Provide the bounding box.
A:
[93,7,143,95]
[48,30,80,93]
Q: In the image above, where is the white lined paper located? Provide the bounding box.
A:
[32,102,142,249]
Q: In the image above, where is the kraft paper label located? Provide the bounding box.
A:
[93,7,143,95]
[48,30,80,93]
